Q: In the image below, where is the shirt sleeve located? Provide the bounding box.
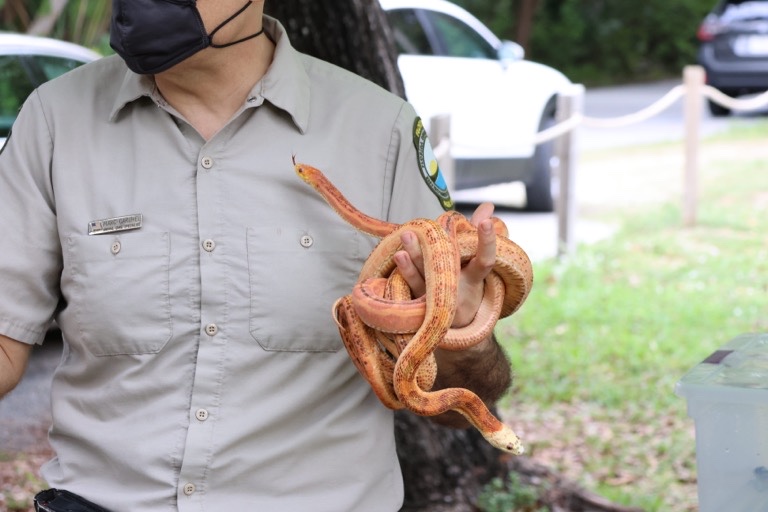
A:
[0,90,62,344]
[385,102,454,224]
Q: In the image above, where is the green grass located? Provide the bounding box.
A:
[495,120,768,511]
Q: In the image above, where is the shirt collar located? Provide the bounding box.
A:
[108,65,155,121]
[109,16,311,134]
[259,16,311,133]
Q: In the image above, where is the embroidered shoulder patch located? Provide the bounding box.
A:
[413,118,453,211]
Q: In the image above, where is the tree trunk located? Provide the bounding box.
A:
[0,0,35,30]
[514,0,540,53]
[395,410,507,511]
[264,0,405,97]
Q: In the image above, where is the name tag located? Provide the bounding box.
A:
[88,214,143,235]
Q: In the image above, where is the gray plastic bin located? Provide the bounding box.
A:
[675,333,768,512]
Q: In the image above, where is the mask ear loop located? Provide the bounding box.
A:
[207,0,264,48]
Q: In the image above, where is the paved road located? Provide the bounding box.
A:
[2,79,766,453]
[579,79,768,151]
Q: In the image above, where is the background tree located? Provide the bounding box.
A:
[514,0,541,53]
[450,0,540,52]
[452,0,711,85]
[0,0,111,51]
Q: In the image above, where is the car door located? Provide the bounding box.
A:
[388,7,539,160]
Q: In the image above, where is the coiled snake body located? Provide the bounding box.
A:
[294,160,533,454]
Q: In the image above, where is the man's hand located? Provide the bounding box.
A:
[0,334,32,398]
[393,202,497,328]
[393,202,512,428]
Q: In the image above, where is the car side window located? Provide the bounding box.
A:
[387,8,434,55]
[0,56,36,137]
[423,11,497,59]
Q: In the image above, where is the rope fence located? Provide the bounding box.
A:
[537,65,768,258]
[429,65,768,259]
[535,75,768,146]
[704,84,768,112]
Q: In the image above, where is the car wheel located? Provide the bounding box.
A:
[524,112,556,212]
[707,97,731,117]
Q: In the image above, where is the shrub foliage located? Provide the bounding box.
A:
[453,0,714,85]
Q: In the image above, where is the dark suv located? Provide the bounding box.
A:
[697,0,768,116]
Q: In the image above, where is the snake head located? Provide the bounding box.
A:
[483,426,525,455]
[291,154,302,175]
[292,156,316,186]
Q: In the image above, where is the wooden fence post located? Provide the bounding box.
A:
[555,84,585,259]
[683,65,705,227]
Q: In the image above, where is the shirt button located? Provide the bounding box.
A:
[183,483,196,495]
[205,323,218,336]
[201,156,214,169]
[300,235,314,248]
[195,408,209,422]
[110,241,121,255]
[202,239,216,252]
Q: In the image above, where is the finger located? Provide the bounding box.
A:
[400,230,424,274]
[462,219,497,283]
[397,230,426,297]
[469,202,495,228]
[394,250,426,297]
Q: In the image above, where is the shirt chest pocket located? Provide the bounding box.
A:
[63,232,172,356]
[246,226,366,352]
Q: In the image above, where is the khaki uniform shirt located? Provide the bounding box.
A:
[0,17,452,512]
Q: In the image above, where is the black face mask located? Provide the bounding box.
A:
[110,0,263,75]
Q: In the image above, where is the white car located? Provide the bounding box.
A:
[381,0,572,211]
[0,33,100,148]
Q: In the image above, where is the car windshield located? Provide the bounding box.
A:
[0,54,85,138]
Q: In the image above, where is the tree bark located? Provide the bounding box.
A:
[264,0,405,97]
[395,410,506,511]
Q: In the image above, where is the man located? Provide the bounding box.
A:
[0,1,512,510]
